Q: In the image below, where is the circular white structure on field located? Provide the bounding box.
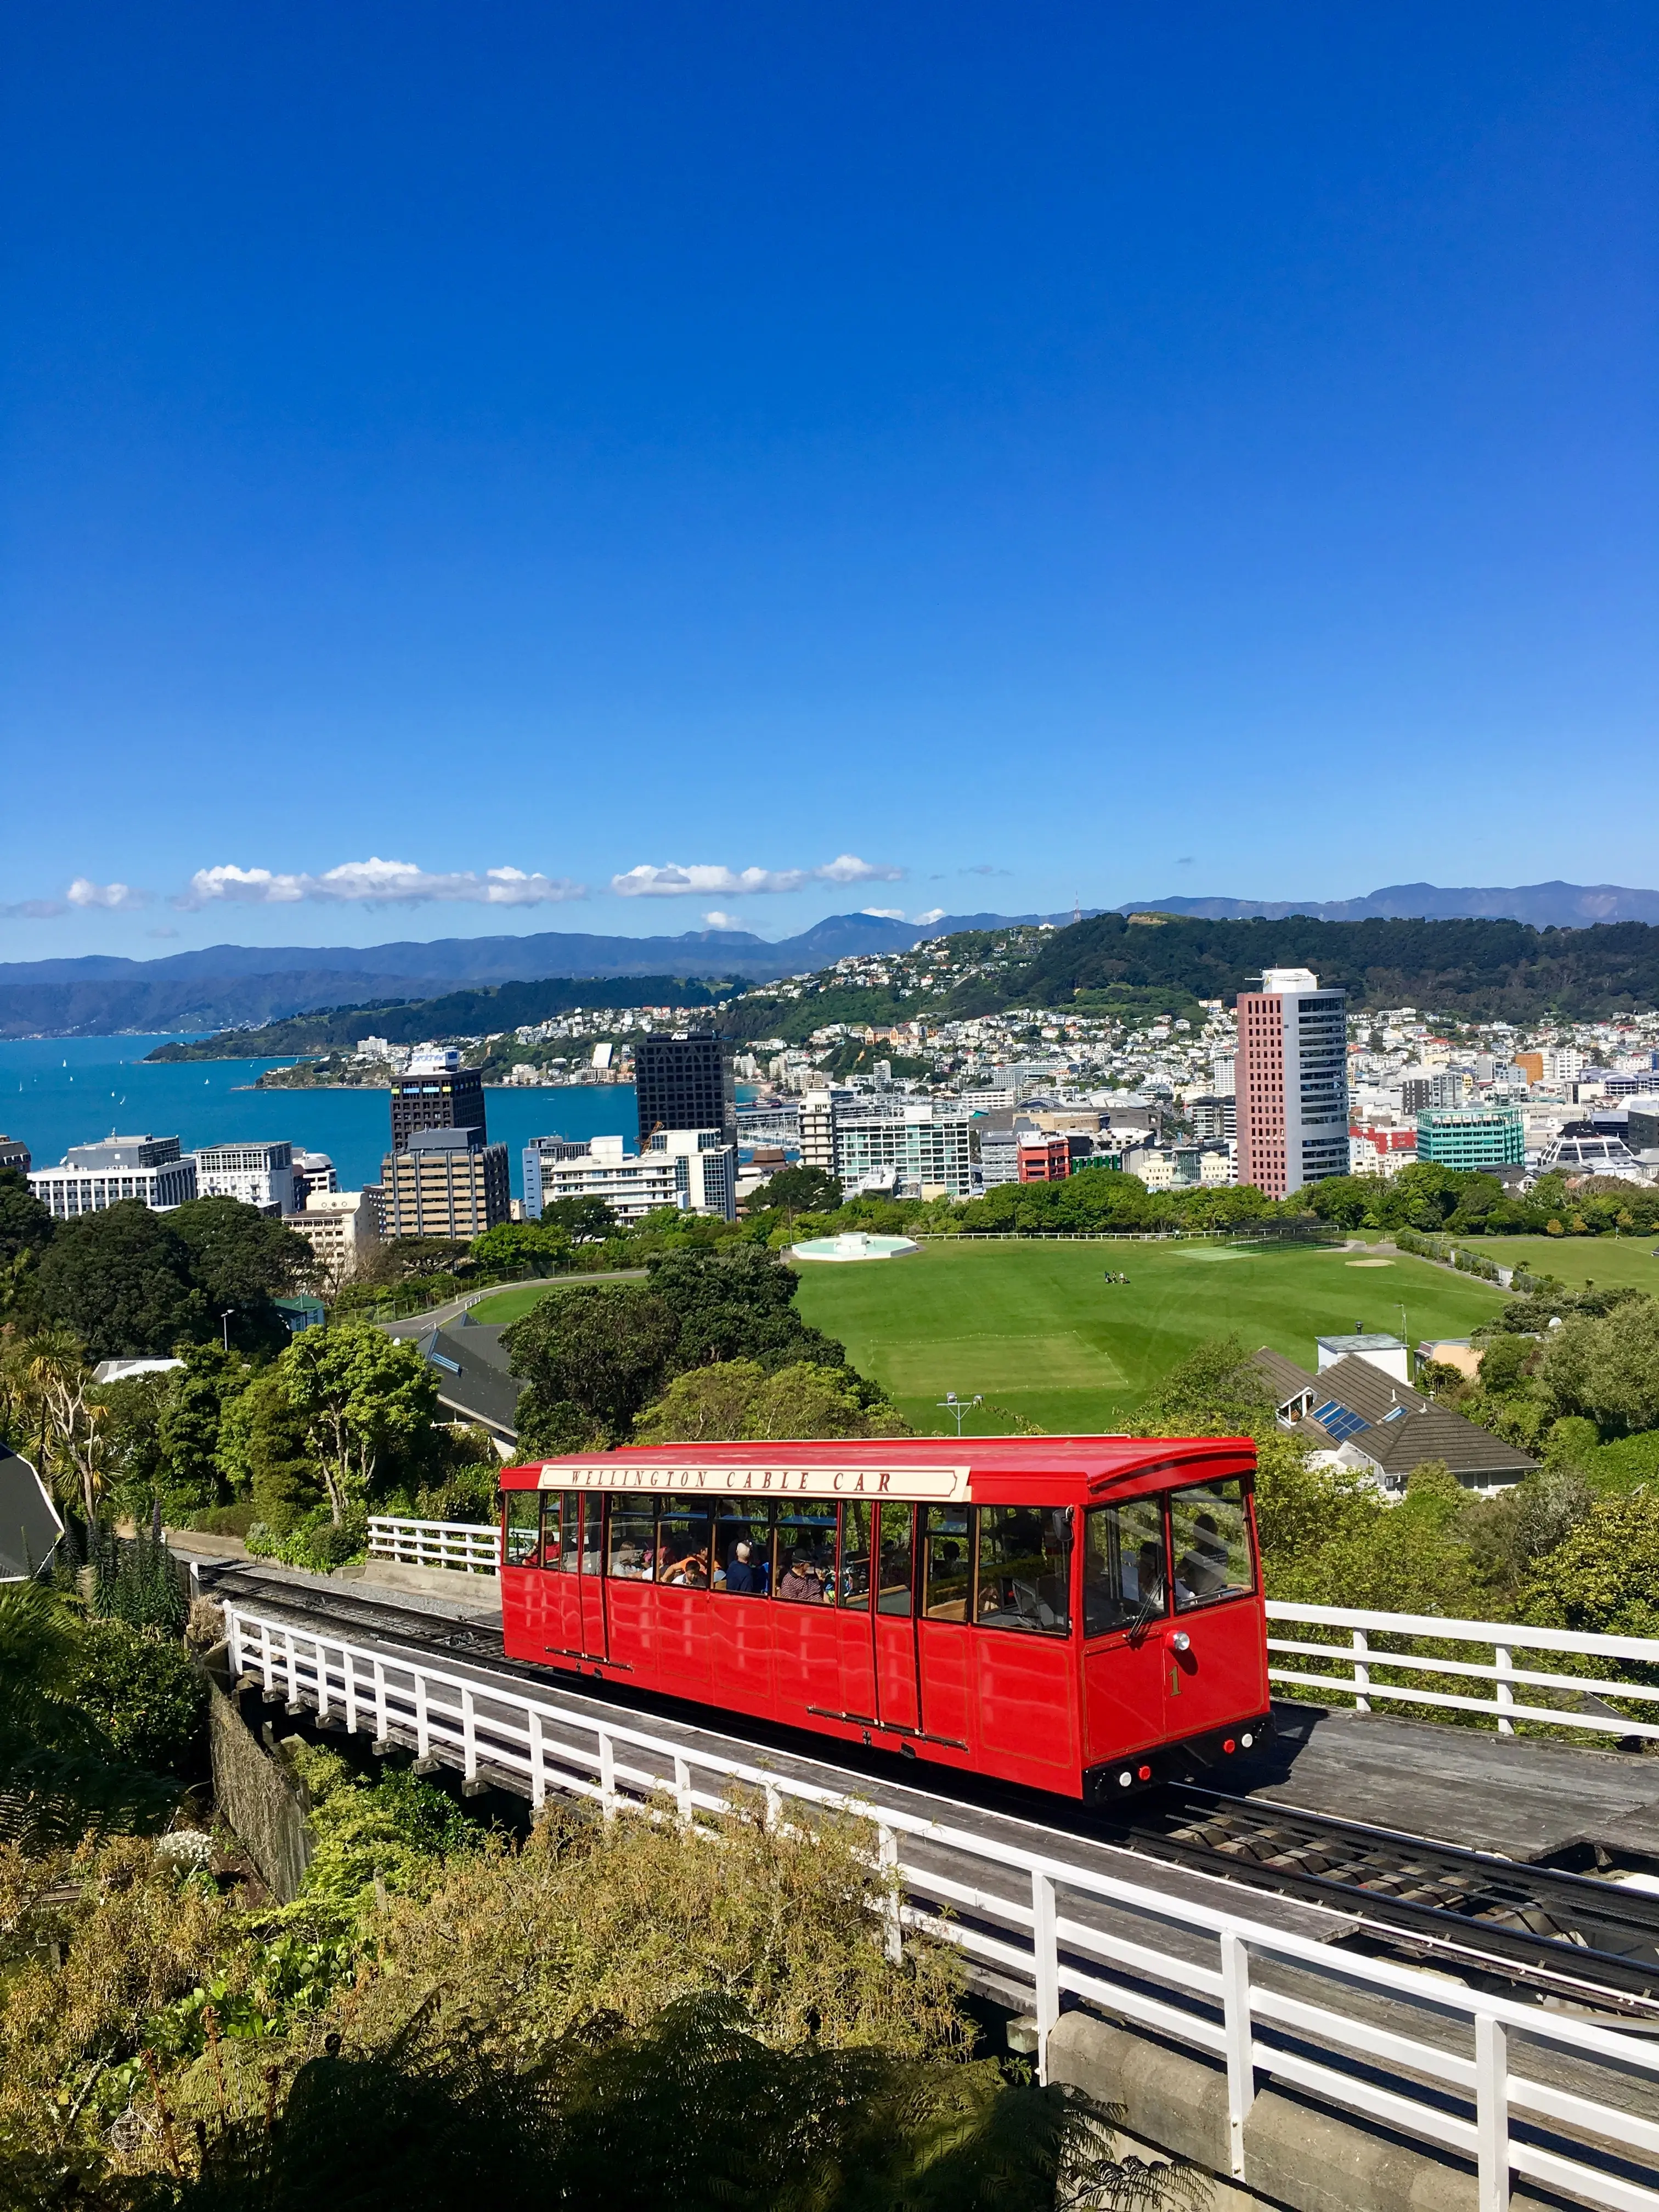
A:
[790,1231,921,1263]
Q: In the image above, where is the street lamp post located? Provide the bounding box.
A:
[220,1309,236,1352]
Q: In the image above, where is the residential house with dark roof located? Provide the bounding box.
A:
[417,1317,523,1450]
[1249,1346,1536,1497]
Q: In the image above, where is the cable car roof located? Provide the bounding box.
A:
[502,1435,1254,1503]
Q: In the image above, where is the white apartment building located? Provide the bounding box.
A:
[193,1141,300,1214]
[288,1188,383,1282]
[523,1129,738,1225]
[294,1152,336,1201]
[834,1105,976,1199]
[30,1135,198,1218]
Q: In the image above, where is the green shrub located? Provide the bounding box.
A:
[66,1617,208,1780]
[247,1504,369,1574]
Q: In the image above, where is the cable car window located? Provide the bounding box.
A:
[713,1500,772,1596]
[1169,1481,1254,1611]
[658,1499,713,1590]
[550,1492,582,1574]
[839,1500,872,1611]
[775,1501,837,1603]
[977,1506,1072,1636]
[607,1494,659,1579]
[921,1505,972,1622]
[877,1503,913,1617]
[1083,1498,1167,1635]
[503,1491,540,1568]
[580,1495,605,1576]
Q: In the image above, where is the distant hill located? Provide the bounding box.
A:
[0,909,1096,1038]
[1120,881,1659,928]
[148,909,1659,1062]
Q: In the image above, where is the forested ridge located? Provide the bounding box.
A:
[148,913,1659,1060]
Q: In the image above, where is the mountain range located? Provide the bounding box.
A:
[1121,881,1659,927]
[0,881,1655,1037]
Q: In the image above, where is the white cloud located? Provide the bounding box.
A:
[913,907,947,925]
[701,910,743,930]
[175,857,588,910]
[68,878,149,911]
[861,907,906,922]
[0,898,68,919]
[612,854,902,898]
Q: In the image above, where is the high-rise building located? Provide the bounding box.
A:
[1414,1107,1525,1171]
[381,1126,510,1240]
[833,1106,976,1199]
[193,1141,299,1214]
[1234,969,1350,1198]
[390,1059,487,1154]
[1401,1073,1465,1114]
[30,1135,198,1218]
[635,1032,736,1150]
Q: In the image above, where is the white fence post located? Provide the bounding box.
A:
[462,1687,478,1784]
[1494,1644,1514,1736]
[1219,1927,1255,2180]
[877,1824,903,1965]
[373,1657,388,1752]
[529,1709,546,1810]
[599,1730,617,1821]
[415,1672,431,1762]
[1475,2013,1509,2212]
[1031,1870,1060,2086]
[1351,1627,1371,1714]
[674,1753,694,1829]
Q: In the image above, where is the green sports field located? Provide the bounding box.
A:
[790,1239,1510,1436]
[1472,1235,1659,1297]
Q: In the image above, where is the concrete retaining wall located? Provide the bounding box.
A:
[1047,2011,1566,2212]
[337,1558,502,1610]
[204,1658,313,1903]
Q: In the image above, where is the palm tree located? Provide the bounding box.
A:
[21,1326,107,1528]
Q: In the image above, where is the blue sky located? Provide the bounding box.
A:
[2,3,1654,958]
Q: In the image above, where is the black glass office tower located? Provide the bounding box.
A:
[635,1032,736,1149]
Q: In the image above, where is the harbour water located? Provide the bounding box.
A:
[0,1036,637,1199]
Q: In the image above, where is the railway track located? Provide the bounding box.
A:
[1110,1788,1659,2018]
[198,1561,1659,2019]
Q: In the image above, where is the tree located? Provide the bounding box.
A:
[168,1196,318,1347]
[35,1200,206,1357]
[753,1163,843,1218]
[22,1325,108,1526]
[505,1285,681,1451]
[1130,1335,1278,1442]
[217,1367,322,1532]
[647,1245,853,1375]
[469,1220,572,1272]
[1539,1298,1659,1436]
[280,1325,440,1525]
[634,1359,912,1444]
[0,1168,53,1268]
[541,1193,618,1242]
[1523,1492,1659,1640]
[156,1341,250,1514]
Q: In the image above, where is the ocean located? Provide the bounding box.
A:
[0,1036,639,1200]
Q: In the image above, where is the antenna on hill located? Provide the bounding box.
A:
[1072,896,1082,926]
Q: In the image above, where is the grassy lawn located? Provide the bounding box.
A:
[1468,1234,1659,1296]
[470,1283,564,1324]
[791,1239,1510,1436]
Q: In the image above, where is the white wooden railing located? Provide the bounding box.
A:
[1267,1602,1659,1742]
[366,1515,498,1576]
[224,1600,1659,2212]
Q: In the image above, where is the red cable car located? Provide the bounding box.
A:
[499,1436,1271,1801]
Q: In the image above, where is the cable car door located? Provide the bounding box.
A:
[1162,1478,1265,1736]
[872,1502,920,1733]
[579,1494,608,1661]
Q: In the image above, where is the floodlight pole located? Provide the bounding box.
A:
[936,1392,983,1437]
